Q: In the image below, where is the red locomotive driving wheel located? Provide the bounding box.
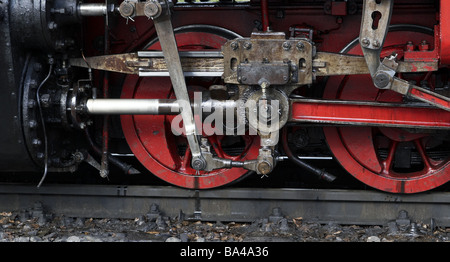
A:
[121,26,259,189]
[324,29,450,193]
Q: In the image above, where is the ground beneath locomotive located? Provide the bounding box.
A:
[0,202,449,243]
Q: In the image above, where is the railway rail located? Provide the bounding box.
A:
[0,183,449,228]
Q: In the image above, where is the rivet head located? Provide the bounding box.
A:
[361,38,370,47]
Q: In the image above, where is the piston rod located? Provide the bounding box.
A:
[85,99,180,115]
[84,98,238,115]
[78,3,117,17]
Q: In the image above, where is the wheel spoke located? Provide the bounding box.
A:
[208,136,225,158]
[120,27,261,189]
[230,135,255,161]
[179,146,191,172]
[340,127,382,173]
[414,138,433,170]
[382,140,398,174]
[323,29,450,193]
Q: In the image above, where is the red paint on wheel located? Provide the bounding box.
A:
[121,30,259,189]
[324,31,450,193]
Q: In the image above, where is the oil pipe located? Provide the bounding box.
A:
[281,127,336,182]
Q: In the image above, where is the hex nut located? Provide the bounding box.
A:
[119,2,135,18]
[144,1,162,19]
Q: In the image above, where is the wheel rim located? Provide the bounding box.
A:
[121,26,259,189]
[323,30,450,193]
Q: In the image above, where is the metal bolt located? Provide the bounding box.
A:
[419,40,430,51]
[374,71,391,89]
[406,41,415,52]
[243,42,252,50]
[230,41,238,50]
[28,99,36,109]
[119,1,135,18]
[36,152,44,159]
[100,169,109,178]
[361,38,370,47]
[192,157,207,171]
[29,120,37,129]
[72,151,84,163]
[409,222,419,236]
[258,79,270,89]
[373,40,380,48]
[40,94,50,107]
[200,137,209,146]
[144,1,162,19]
[257,161,272,175]
[29,80,37,89]
[48,21,58,30]
[282,41,291,51]
[33,63,42,72]
[32,139,42,147]
[296,42,305,51]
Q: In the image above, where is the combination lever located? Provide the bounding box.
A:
[144,0,206,170]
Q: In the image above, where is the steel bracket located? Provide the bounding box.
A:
[222,32,313,86]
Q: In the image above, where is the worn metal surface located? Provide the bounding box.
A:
[359,0,450,112]
[222,32,313,85]
[70,51,438,78]
[69,53,146,74]
[237,62,291,85]
[403,26,440,63]
[152,5,203,168]
[399,80,450,112]
[1,184,450,226]
[359,0,393,76]
[69,51,224,76]
[313,52,438,76]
